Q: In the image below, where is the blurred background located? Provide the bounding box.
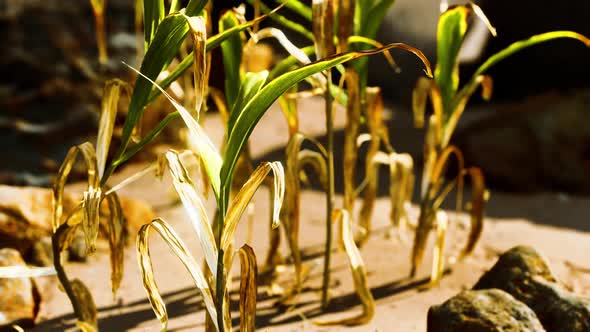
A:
[1,0,589,193]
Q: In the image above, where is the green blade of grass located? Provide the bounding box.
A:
[273,0,311,21]
[220,11,244,110]
[434,6,469,114]
[228,71,269,133]
[143,0,165,47]
[246,0,314,41]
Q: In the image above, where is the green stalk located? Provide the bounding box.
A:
[216,191,229,332]
[321,69,334,309]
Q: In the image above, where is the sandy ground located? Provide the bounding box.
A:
[30,98,590,331]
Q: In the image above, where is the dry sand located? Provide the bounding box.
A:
[30,98,590,331]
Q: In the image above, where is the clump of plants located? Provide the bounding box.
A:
[410,3,590,286]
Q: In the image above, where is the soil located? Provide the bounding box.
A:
[30,98,590,331]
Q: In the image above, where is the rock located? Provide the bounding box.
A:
[427,289,545,332]
[453,90,590,193]
[474,246,590,332]
[67,231,88,263]
[0,249,39,329]
[29,237,53,267]
[0,185,155,261]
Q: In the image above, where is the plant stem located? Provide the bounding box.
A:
[321,69,334,309]
[215,192,231,332]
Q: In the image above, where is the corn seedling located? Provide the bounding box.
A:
[51,79,130,330]
[410,3,590,285]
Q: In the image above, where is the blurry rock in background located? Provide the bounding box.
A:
[453,89,590,193]
[0,0,177,187]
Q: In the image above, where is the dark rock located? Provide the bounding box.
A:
[474,246,590,332]
[453,90,590,193]
[29,237,53,267]
[0,248,39,329]
[67,231,88,262]
[427,289,545,332]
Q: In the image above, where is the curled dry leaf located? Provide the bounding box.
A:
[238,244,257,332]
[52,142,98,232]
[165,151,218,276]
[137,218,217,332]
[316,209,375,326]
[96,79,128,179]
[183,14,208,116]
[221,161,285,252]
[429,210,448,287]
[71,279,98,331]
[459,167,487,259]
[124,63,222,197]
[105,192,126,298]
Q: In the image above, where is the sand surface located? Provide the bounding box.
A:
[30,98,590,331]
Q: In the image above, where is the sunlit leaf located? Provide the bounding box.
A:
[125,64,222,197]
[143,0,165,47]
[105,192,126,298]
[228,71,269,133]
[52,142,98,232]
[82,186,102,254]
[316,209,375,326]
[435,5,469,113]
[96,79,127,179]
[221,162,285,252]
[183,14,208,114]
[165,151,218,276]
[273,0,311,21]
[238,244,257,332]
[137,218,217,331]
[429,210,448,286]
[220,11,244,110]
[70,279,98,330]
[246,0,314,41]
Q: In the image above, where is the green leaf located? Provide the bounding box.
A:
[228,71,269,133]
[220,43,430,205]
[268,45,315,80]
[273,0,311,21]
[185,0,207,16]
[435,6,469,115]
[246,0,314,41]
[111,111,179,168]
[351,0,396,90]
[472,30,590,80]
[143,0,165,47]
[116,14,191,164]
[220,11,243,111]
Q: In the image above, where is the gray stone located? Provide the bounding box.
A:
[0,248,39,329]
[474,246,590,332]
[427,289,545,332]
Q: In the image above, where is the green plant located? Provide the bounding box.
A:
[410,3,590,286]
